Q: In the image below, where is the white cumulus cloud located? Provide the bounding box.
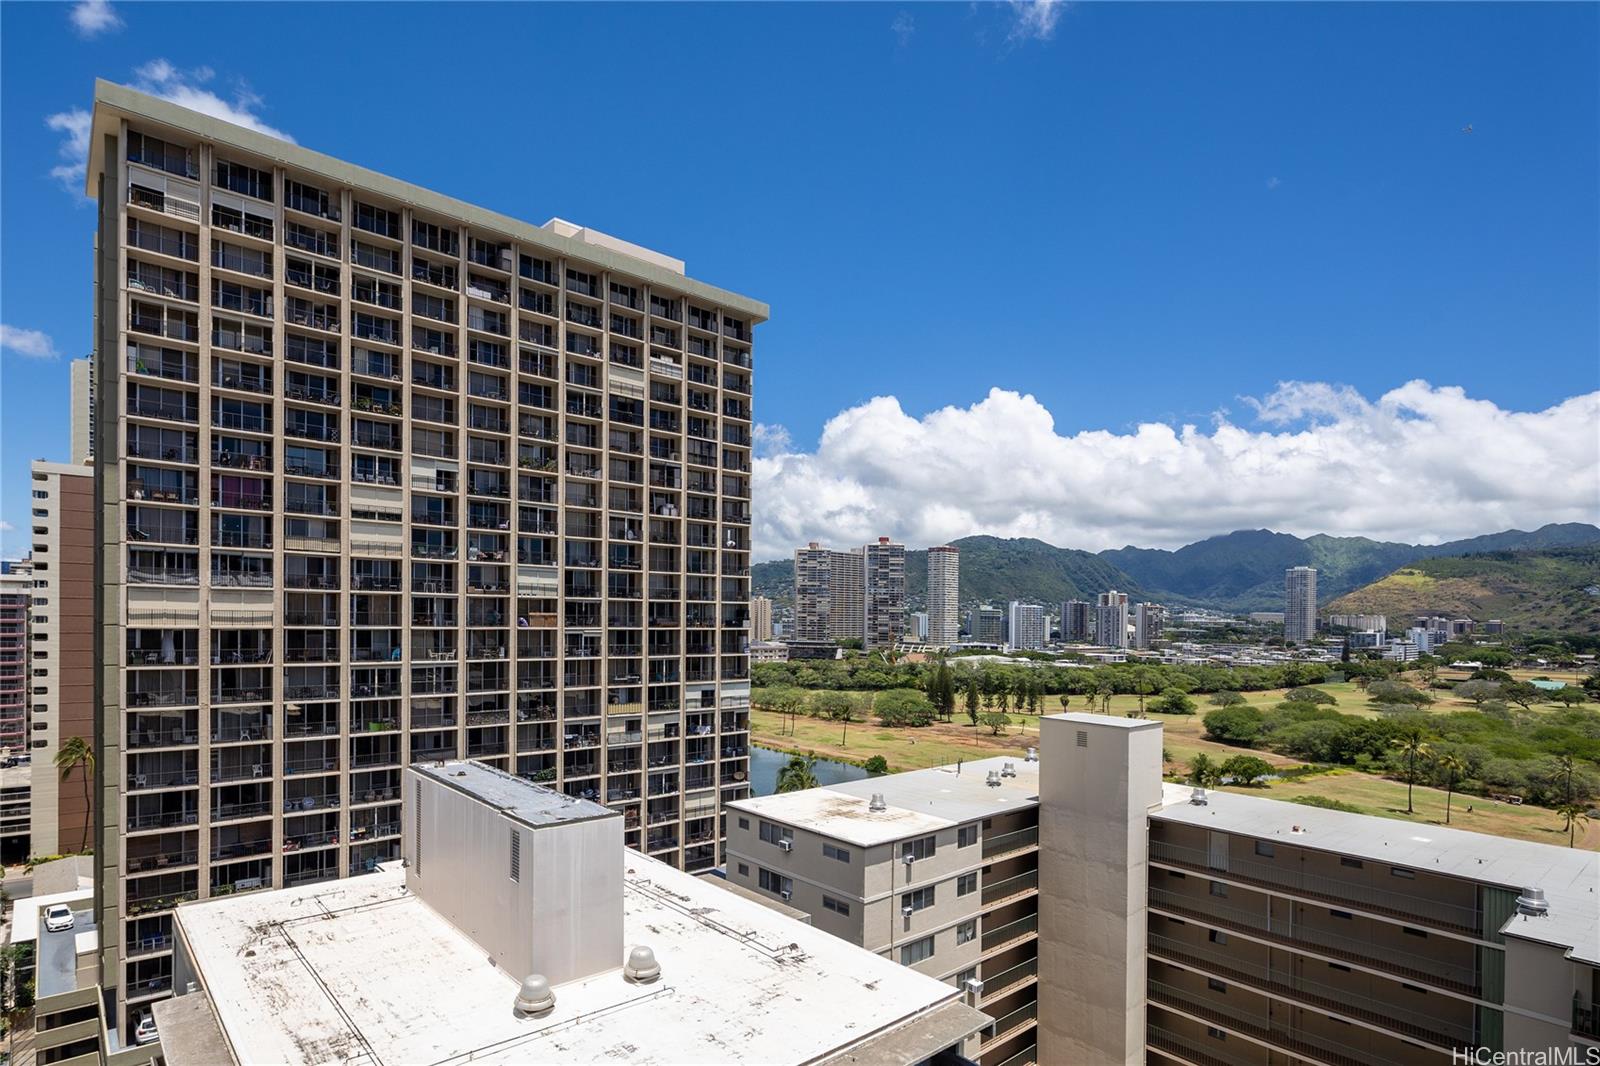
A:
[45,108,92,192]
[752,381,1600,559]
[0,324,60,360]
[70,0,122,36]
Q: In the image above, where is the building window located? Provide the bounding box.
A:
[956,920,976,945]
[955,967,978,990]
[902,886,935,912]
[958,824,978,848]
[957,872,978,896]
[823,895,851,916]
[823,842,851,863]
[1208,929,1228,945]
[737,817,749,831]
[1209,881,1228,898]
[758,821,791,847]
[902,835,936,862]
[1254,841,1274,857]
[1390,867,1415,880]
[1208,977,1227,992]
[1205,1027,1227,1041]
[900,935,935,966]
[758,868,792,898]
[1340,856,1363,869]
[737,863,749,877]
[1402,926,1428,938]
[1330,909,1353,920]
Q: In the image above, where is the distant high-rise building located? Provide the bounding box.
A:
[0,565,31,862]
[27,461,96,859]
[860,537,906,650]
[70,355,95,464]
[1060,599,1091,643]
[970,605,1004,645]
[750,595,773,642]
[1132,602,1164,650]
[794,543,864,644]
[926,545,959,647]
[1095,591,1129,648]
[1328,613,1386,634]
[1007,602,1046,651]
[1285,566,1318,643]
[909,611,928,641]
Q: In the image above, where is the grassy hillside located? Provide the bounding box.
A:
[1326,547,1600,633]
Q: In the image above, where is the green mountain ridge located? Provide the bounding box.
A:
[751,524,1600,616]
[1326,546,1600,634]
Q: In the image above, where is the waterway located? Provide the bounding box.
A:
[749,744,870,796]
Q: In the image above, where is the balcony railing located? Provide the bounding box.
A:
[982,869,1038,907]
[981,913,1038,953]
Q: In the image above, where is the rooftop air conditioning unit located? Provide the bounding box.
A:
[778,839,793,852]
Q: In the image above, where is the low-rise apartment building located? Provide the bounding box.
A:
[727,756,1043,1066]
[736,714,1600,1066]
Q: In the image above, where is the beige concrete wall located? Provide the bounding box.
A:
[1036,713,1163,1066]
[1504,937,1589,1055]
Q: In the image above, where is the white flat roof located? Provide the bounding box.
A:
[174,856,983,1065]
[1153,782,1600,964]
[729,756,1040,846]
[10,886,94,945]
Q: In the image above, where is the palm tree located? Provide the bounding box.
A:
[1434,752,1466,825]
[1547,753,1578,805]
[54,736,94,852]
[1188,753,1221,789]
[1391,728,1431,815]
[774,753,819,794]
[1556,803,1590,848]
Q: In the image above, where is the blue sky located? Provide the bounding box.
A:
[2,1,1597,557]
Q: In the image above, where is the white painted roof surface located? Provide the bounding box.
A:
[729,756,1040,847]
[1153,782,1600,965]
[10,887,94,944]
[414,760,615,826]
[173,855,981,1065]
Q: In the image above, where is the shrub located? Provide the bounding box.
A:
[981,710,1012,736]
[861,756,889,774]
[1208,691,1247,708]
[1219,754,1274,786]
[1151,689,1197,715]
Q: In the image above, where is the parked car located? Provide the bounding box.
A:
[134,1016,159,1046]
[43,905,74,933]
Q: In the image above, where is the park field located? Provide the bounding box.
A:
[750,679,1600,850]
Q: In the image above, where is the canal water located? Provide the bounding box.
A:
[750,745,870,796]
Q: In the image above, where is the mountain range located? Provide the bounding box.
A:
[750,523,1600,616]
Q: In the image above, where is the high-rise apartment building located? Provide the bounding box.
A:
[794,543,864,645]
[750,594,773,641]
[0,567,31,861]
[1095,590,1129,648]
[1132,602,1163,650]
[28,461,97,857]
[1006,602,1045,652]
[970,605,1004,646]
[926,545,959,647]
[72,355,97,464]
[1059,599,1091,643]
[87,80,761,1034]
[1285,565,1318,643]
[861,537,906,650]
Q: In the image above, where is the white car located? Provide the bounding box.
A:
[42,904,74,933]
[133,1016,159,1046]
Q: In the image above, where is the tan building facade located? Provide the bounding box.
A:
[926,545,959,648]
[29,461,98,858]
[85,80,762,1036]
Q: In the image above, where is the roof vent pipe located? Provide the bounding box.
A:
[514,975,556,1017]
[986,771,1001,788]
[868,793,887,812]
[1516,887,1550,918]
[1190,787,1208,806]
[1001,762,1016,778]
[624,945,662,983]
[1025,747,1038,762]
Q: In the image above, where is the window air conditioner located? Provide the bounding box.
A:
[778,839,792,852]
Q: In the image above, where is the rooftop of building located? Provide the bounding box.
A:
[413,760,615,828]
[170,857,985,1065]
[35,904,96,999]
[1153,781,1600,965]
[87,81,767,321]
[729,755,1040,847]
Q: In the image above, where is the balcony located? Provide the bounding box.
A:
[981,1002,1037,1050]
[981,913,1037,954]
[982,825,1039,861]
[981,869,1039,908]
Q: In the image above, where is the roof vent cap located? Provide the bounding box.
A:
[985,770,1001,788]
[1190,787,1209,806]
[1516,887,1550,918]
[1001,762,1017,778]
[868,792,887,812]
[1025,747,1038,762]
[624,945,661,983]
[514,975,556,1016]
